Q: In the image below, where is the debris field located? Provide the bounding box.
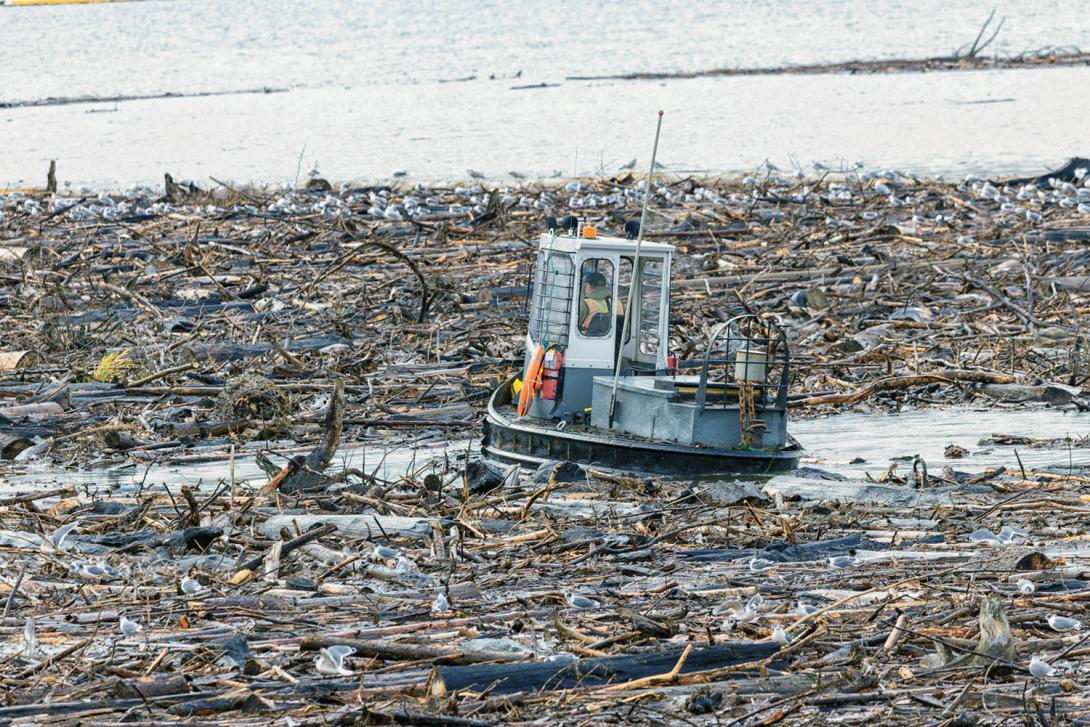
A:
[0,160,1090,723]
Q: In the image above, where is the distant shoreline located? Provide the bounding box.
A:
[0,86,286,110]
[5,50,1087,110]
[567,50,1090,83]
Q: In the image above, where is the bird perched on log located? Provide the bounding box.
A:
[180,576,203,595]
[1029,655,1055,678]
[1047,614,1082,632]
[119,616,142,636]
[314,645,354,676]
[565,591,601,609]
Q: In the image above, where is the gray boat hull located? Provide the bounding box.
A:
[483,378,801,477]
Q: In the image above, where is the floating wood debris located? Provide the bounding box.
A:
[0,159,1089,721]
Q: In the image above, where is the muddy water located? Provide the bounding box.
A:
[3,0,1090,187]
[5,0,1088,102]
[2,407,1086,497]
[767,407,1090,505]
[793,407,1090,479]
[1,438,475,497]
[5,65,1087,189]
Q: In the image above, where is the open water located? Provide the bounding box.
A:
[1,0,1089,188]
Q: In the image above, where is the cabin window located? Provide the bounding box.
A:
[618,258,633,342]
[577,258,617,337]
[637,259,663,355]
[529,251,574,345]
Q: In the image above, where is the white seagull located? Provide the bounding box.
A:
[119,616,143,636]
[180,576,203,595]
[749,557,777,572]
[1047,614,1082,632]
[828,555,858,570]
[1028,656,1055,678]
[565,591,601,609]
[314,645,355,676]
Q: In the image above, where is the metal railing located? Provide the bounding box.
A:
[528,251,575,346]
[695,315,790,413]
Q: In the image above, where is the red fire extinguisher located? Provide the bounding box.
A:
[540,347,564,400]
[666,352,678,376]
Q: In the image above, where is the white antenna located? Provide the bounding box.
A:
[608,110,663,428]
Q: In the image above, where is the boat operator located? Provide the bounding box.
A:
[579,271,622,335]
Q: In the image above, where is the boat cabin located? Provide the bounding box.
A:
[523,225,674,418]
[488,219,796,471]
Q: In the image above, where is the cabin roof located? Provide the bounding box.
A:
[537,231,675,256]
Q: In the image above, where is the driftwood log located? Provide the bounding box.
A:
[430,641,780,695]
[793,369,1018,407]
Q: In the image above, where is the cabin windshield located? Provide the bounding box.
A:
[637,258,664,355]
[616,256,665,363]
[528,250,575,345]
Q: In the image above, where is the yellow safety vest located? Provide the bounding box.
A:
[581,297,610,329]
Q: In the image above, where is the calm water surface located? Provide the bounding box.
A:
[2,408,1086,497]
[1,1,1088,188]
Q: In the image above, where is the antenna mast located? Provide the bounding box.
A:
[608,110,663,427]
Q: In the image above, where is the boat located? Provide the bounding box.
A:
[482,216,802,477]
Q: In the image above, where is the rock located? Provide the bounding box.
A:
[532,460,585,484]
[686,687,725,715]
[789,287,828,311]
[793,466,848,481]
[466,458,505,494]
[835,324,891,353]
[703,480,769,505]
